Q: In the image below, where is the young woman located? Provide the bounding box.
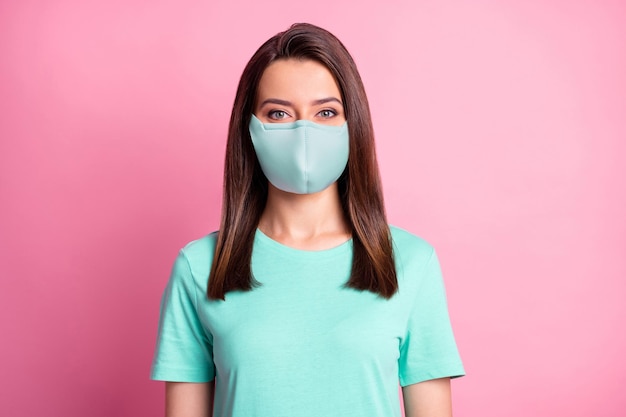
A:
[151,23,464,417]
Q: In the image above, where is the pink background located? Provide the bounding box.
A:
[1,0,624,416]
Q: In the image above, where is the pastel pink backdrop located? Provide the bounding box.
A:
[1,0,624,416]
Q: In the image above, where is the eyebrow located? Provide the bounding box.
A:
[258,97,343,108]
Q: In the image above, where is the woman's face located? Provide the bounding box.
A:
[254,59,346,126]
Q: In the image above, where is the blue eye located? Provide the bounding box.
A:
[268,110,289,120]
[318,109,337,118]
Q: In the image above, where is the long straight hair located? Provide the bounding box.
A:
[208,23,397,300]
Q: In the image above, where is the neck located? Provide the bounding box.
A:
[258,183,351,250]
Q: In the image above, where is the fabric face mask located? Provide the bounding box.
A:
[249,115,349,194]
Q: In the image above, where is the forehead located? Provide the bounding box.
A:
[256,59,341,101]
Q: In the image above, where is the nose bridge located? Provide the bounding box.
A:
[291,102,313,122]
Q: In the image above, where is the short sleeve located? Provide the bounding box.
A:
[398,249,465,386]
[150,249,215,382]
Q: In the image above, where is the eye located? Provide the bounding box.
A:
[317,109,337,119]
[268,110,290,120]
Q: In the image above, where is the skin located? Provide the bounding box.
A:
[166,382,213,417]
[165,58,454,417]
[403,377,453,417]
[254,58,351,251]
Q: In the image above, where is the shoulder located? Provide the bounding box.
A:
[389,225,435,262]
[180,231,219,262]
[174,231,218,289]
[389,225,441,292]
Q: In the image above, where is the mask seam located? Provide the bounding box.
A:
[304,126,309,193]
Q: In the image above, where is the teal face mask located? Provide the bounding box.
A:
[249,115,349,194]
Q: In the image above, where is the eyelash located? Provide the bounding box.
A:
[267,110,287,120]
[267,109,338,120]
[317,109,337,118]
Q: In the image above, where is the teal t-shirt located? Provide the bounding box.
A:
[151,226,464,417]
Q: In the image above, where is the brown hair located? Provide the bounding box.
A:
[208,23,397,300]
